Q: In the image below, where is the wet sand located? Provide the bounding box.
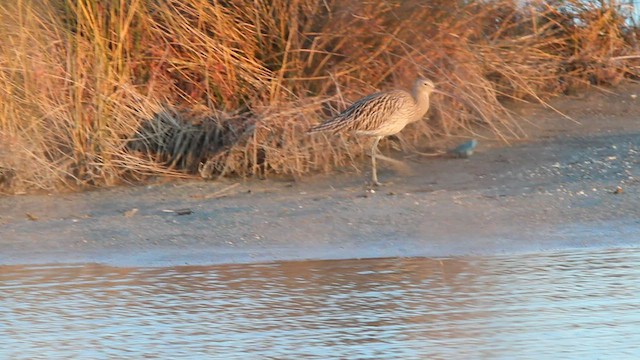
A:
[1,83,639,266]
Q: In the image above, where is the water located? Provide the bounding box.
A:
[2,248,640,359]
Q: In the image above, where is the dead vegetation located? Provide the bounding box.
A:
[0,0,638,193]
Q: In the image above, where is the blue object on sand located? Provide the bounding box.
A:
[449,139,478,158]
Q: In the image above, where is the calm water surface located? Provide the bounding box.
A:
[2,248,640,359]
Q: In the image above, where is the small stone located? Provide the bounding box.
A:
[123,208,139,217]
[175,208,193,215]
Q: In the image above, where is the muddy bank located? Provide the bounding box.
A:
[1,84,640,266]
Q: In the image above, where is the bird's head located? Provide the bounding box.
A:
[415,78,435,96]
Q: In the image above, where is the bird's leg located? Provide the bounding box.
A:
[370,136,382,186]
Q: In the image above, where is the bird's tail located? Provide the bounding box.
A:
[307,115,349,134]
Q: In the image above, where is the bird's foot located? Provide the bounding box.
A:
[411,149,446,157]
[368,179,392,188]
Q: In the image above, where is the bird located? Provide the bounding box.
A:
[448,139,478,158]
[308,78,436,186]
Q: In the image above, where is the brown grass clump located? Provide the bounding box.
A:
[0,0,638,193]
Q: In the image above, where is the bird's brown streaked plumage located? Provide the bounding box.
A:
[308,78,435,185]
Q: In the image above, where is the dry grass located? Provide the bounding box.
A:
[0,0,638,193]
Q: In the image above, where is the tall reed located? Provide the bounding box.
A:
[1,0,638,192]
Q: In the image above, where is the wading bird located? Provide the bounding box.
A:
[308,78,435,185]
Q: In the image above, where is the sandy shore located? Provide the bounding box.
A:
[1,84,639,266]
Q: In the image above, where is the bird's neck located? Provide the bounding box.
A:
[412,90,431,117]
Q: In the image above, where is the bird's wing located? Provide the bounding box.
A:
[308,90,410,134]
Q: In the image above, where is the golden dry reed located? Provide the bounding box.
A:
[0,0,638,192]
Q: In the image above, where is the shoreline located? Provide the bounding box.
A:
[3,220,639,267]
